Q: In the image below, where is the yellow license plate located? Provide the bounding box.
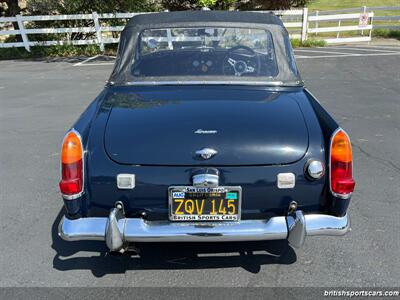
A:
[169,186,241,222]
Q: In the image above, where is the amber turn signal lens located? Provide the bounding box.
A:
[331,130,352,163]
[330,129,355,196]
[61,131,83,164]
[60,130,84,197]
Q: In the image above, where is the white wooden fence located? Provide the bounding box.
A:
[308,12,374,44]
[310,6,400,30]
[0,12,144,51]
[0,9,308,51]
[0,7,392,51]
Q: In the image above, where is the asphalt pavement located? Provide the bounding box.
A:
[0,45,399,287]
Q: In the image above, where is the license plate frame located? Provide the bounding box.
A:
[168,186,242,222]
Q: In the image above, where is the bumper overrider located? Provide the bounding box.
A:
[58,205,350,251]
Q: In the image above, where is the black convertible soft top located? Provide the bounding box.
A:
[109,11,302,86]
[125,11,285,28]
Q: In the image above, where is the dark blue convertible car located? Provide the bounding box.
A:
[58,11,355,252]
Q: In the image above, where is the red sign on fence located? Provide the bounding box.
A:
[359,13,369,27]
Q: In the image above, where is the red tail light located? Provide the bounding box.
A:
[330,129,355,197]
[59,130,84,197]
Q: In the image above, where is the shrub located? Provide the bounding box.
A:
[291,38,301,48]
[291,38,326,48]
[301,39,327,47]
[372,29,400,40]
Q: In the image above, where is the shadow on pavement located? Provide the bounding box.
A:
[51,208,297,277]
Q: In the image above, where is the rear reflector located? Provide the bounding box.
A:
[330,129,355,197]
[59,130,84,197]
[117,174,135,189]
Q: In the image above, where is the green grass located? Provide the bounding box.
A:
[0,44,117,60]
[307,0,400,13]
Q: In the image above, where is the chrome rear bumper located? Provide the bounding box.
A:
[59,207,350,251]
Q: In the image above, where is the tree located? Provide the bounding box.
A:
[24,0,160,42]
[27,0,160,15]
[0,0,25,42]
[0,0,23,17]
[161,0,234,10]
[234,0,309,10]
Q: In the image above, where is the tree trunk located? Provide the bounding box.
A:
[5,0,23,42]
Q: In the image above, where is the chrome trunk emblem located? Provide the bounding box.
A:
[194,129,218,134]
[195,148,217,160]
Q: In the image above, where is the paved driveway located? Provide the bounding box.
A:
[0,45,399,287]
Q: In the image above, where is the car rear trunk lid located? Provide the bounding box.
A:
[104,86,308,166]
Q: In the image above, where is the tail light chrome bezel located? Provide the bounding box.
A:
[329,127,354,199]
[60,128,85,200]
